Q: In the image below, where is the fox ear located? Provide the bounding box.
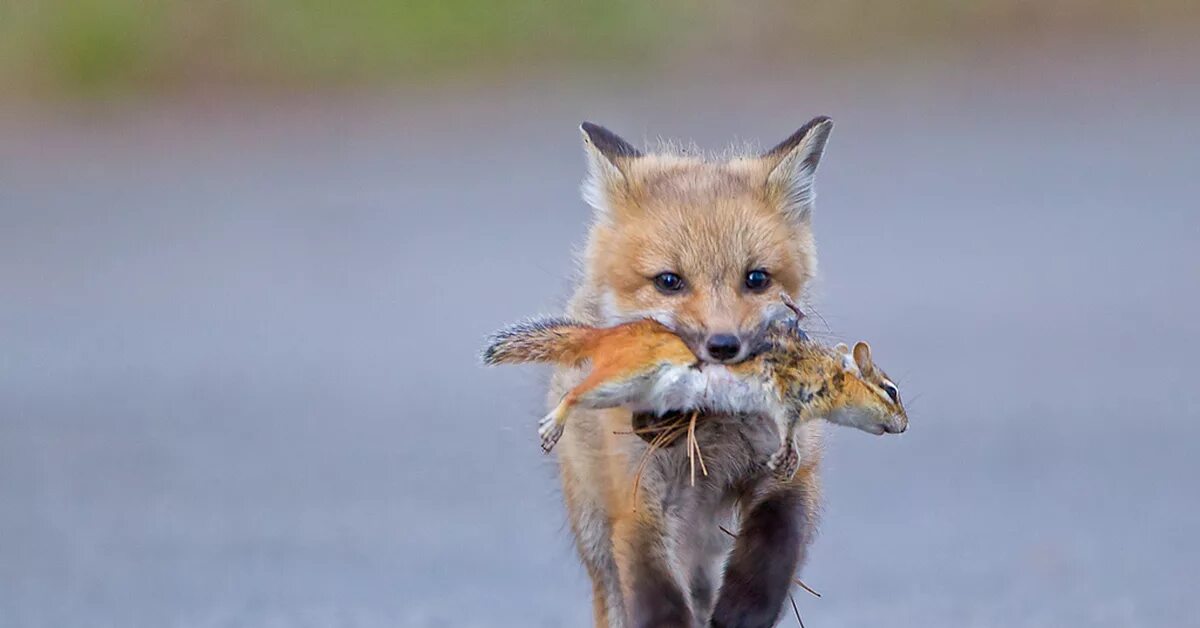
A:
[580,122,641,215]
[762,116,833,222]
[852,341,874,373]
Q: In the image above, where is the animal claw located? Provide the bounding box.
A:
[538,414,564,452]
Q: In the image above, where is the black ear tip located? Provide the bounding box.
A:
[580,121,613,144]
[579,122,642,159]
[798,116,834,135]
[808,116,834,139]
[764,116,835,158]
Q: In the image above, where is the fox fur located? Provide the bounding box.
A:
[546,118,835,628]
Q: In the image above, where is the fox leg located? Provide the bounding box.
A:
[612,499,693,627]
[557,434,626,627]
[557,405,689,627]
[711,465,821,628]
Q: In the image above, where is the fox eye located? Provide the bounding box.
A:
[745,269,771,292]
[653,272,685,293]
[881,381,900,404]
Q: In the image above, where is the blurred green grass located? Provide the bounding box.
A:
[0,0,691,96]
[0,0,1196,99]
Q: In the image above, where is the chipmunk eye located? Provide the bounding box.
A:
[881,382,900,404]
[653,272,685,293]
[745,269,771,292]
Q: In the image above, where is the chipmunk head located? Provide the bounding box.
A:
[828,341,908,435]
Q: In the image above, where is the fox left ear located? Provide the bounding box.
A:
[852,341,874,373]
[762,116,833,222]
[580,122,641,217]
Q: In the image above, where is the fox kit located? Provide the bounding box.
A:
[484,295,907,479]
[529,118,838,627]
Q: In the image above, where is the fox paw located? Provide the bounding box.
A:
[767,443,800,481]
[537,415,565,453]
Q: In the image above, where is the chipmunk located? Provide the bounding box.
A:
[483,294,907,479]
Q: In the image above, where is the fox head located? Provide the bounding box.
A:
[575,117,834,364]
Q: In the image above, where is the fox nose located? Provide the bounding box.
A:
[705,334,742,362]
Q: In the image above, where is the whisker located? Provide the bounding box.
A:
[798,301,834,337]
[789,592,805,628]
[717,525,820,598]
[793,577,821,598]
[798,330,842,339]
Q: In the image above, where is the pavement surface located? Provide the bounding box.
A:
[2,45,1199,626]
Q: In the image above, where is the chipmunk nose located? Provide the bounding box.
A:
[705,334,742,362]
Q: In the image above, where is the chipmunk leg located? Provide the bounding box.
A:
[540,367,648,452]
[779,292,805,320]
[537,398,571,453]
[766,408,802,481]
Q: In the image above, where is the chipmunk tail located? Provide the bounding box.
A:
[482,318,594,367]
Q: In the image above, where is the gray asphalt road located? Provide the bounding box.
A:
[2,46,1199,626]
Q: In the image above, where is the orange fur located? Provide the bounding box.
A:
[499,119,844,626]
[486,311,907,466]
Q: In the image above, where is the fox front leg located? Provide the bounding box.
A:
[711,482,817,628]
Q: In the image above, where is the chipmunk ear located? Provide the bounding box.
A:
[762,116,833,223]
[833,343,857,372]
[852,342,874,373]
[580,122,641,217]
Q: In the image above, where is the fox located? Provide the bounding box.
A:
[529,117,841,628]
[483,294,907,480]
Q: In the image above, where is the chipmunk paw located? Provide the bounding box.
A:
[538,414,565,453]
[767,442,800,481]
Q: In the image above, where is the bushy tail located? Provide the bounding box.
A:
[482,317,595,367]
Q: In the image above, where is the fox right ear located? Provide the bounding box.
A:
[580,122,640,215]
[762,116,834,223]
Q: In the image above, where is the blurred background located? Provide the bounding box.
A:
[2,2,1199,626]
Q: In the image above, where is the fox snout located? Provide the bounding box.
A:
[704,333,743,363]
[682,324,772,364]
